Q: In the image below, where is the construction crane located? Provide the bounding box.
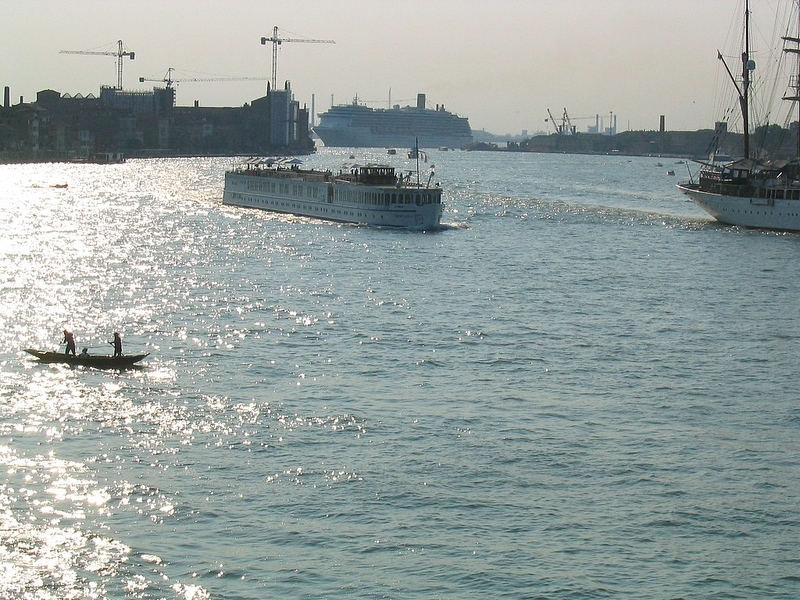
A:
[545,108,603,135]
[545,108,576,135]
[139,68,266,89]
[260,26,335,90]
[60,40,134,90]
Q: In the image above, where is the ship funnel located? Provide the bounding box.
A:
[417,93,426,109]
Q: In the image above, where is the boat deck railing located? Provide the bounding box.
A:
[233,164,439,189]
[236,165,331,183]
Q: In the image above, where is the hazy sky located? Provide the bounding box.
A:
[0,0,791,135]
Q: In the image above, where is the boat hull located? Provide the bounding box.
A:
[223,171,443,229]
[24,349,148,368]
[313,126,471,149]
[677,182,800,232]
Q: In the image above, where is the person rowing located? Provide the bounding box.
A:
[62,330,76,356]
[110,332,122,357]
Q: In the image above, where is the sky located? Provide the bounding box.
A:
[0,0,792,135]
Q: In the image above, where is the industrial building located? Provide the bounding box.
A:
[0,80,314,162]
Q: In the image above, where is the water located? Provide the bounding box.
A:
[0,150,799,599]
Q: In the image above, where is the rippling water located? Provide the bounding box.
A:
[1,150,799,599]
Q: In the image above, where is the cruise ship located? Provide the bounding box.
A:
[314,94,472,148]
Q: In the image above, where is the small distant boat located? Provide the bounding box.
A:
[88,152,125,164]
[407,147,428,161]
[69,152,125,165]
[24,349,148,368]
[708,150,733,163]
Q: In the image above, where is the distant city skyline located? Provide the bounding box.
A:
[1,0,795,135]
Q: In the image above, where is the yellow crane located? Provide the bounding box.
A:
[260,27,334,90]
[60,40,135,90]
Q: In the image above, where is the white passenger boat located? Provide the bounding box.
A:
[223,158,444,229]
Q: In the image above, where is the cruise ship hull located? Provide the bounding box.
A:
[677,182,800,231]
[313,127,471,149]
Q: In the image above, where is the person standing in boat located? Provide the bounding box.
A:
[62,329,76,356]
[110,332,122,357]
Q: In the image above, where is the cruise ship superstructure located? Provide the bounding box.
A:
[314,93,472,148]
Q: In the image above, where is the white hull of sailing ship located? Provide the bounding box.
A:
[677,182,800,231]
[223,161,443,229]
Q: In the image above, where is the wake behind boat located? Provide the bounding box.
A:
[677,0,800,232]
[222,156,443,229]
[24,348,148,368]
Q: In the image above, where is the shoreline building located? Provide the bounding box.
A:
[0,80,313,162]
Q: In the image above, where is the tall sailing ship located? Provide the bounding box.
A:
[677,0,800,232]
[314,93,472,149]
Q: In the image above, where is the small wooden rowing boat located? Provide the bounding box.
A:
[24,349,148,368]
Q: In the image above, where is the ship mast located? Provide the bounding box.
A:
[782,0,800,157]
[717,0,755,160]
[741,0,752,160]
